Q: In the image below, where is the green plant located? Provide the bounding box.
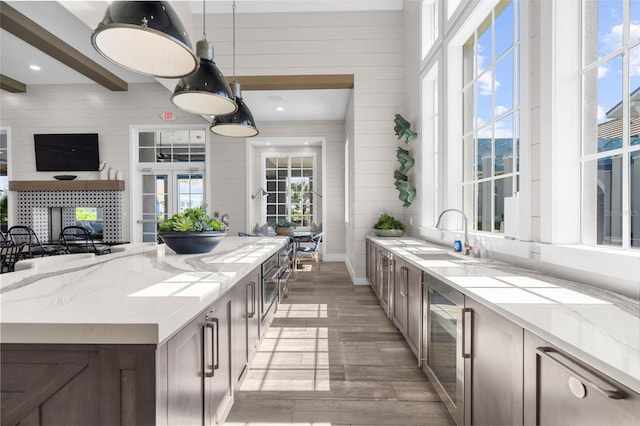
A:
[158,207,226,232]
[272,220,296,229]
[373,213,406,231]
[0,192,7,223]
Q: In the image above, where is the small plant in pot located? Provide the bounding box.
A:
[158,206,227,254]
[272,220,296,236]
[373,213,406,237]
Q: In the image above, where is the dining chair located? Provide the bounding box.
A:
[0,243,28,273]
[8,225,59,257]
[60,226,111,256]
[294,232,323,270]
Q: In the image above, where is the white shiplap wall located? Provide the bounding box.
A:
[204,10,406,280]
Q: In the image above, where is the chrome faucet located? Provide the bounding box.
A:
[435,208,470,255]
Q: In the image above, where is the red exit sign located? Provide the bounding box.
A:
[161,112,176,121]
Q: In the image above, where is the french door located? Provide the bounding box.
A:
[133,126,209,243]
[138,169,205,242]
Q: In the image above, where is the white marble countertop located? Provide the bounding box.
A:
[0,237,288,346]
[368,235,640,394]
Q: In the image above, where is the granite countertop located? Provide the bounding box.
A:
[368,235,640,394]
[0,237,288,346]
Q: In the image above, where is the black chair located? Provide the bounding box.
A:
[60,226,111,256]
[1,243,28,273]
[8,225,59,257]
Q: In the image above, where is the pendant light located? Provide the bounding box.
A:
[92,1,198,78]
[170,0,237,116]
[210,1,259,138]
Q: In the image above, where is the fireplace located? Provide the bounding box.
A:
[15,190,123,243]
[49,207,105,242]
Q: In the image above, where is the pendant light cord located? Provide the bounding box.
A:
[232,1,237,82]
[202,0,206,40]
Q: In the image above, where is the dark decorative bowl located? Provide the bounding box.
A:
[158,231,226,254]
[54,175,77,180]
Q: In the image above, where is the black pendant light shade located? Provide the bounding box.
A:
[92,1,198,78]
[171,40,237,116]
[210,82,259,137]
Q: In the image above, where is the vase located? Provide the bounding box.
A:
[275,227,294,236]
[374,229,405,237]
[158,231,227,254]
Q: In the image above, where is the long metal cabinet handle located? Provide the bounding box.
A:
[203,322,215,377]
[212,318,220,371]
[248,282,256,318]
[535,347,624,400]
[400,266,408,296]
[462,308,472,358]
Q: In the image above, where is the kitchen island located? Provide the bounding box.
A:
[1,237,289,426]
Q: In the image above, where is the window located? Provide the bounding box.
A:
[422,65,439,226]
[462,0,520,233]
[138,130,205,163]
[422,0,439,59]
[264,155,317,226]
[582,0,640,249]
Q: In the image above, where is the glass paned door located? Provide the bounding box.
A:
[139,170,204,242]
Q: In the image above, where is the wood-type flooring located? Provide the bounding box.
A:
[224,261,455,426]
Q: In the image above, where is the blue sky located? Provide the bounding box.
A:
[597,0,640,122]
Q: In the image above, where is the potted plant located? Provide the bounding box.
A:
[272,220,296,236]
[373,213,406,237]
[158,206,227,254]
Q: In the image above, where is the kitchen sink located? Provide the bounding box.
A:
[414,251,490,266]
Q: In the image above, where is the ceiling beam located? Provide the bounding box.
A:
[0,73,26,93]
[229,74,354,91]
[0,1,128,92]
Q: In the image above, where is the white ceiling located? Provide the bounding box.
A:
[0,1,403,123]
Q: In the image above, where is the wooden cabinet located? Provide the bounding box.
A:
[393,258,422,359]
[393,258,409,335]
[465,297,523,426]
[524,331,640,426]
[166,308,207,426]
[0,345,157,426]
[246,271,261,360]
[167,294,232,426]
[233,269,261,387]
[205,296,232,425]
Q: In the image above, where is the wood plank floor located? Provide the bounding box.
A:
[224,262,455,426]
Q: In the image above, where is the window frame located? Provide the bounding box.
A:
[260,152,318,228]
[581,0,640,250]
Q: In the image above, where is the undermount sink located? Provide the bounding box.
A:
[415,252,486,265]
[415,252,463,261]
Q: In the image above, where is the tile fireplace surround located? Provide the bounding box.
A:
[12,183,124,243]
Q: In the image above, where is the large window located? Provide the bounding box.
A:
[264,155,317,227]
[0,129,7,231]
[582,0,640,249]
[462,0,520,233]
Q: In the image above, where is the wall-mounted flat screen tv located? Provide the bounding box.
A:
[34,133,100,171]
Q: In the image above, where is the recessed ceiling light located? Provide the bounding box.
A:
[29,65,41,71]
[304,141,309,145]
[276,106,284,111]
